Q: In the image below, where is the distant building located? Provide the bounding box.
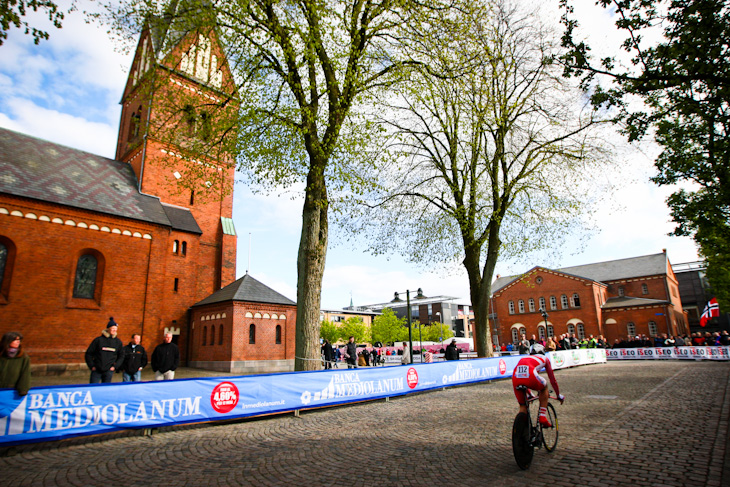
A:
[490,251,688,345]
[355,290,474,338]
[673,261,729,333]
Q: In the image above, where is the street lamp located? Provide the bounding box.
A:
[436,312,443,351]
[540,308,549,346]
[394,288,424,364]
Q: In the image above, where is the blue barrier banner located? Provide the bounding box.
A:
[606,346,730,360]
[0,356,524,446]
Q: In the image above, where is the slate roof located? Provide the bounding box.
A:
[492,253,669,293]
[0,127,172,227]
[193,273,296,307]
[162,203,202,234]
[601,296,669,309]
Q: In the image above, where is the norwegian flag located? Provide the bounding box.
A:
[700,298,720,327]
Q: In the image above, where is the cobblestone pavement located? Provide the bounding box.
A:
[2,361,729,486]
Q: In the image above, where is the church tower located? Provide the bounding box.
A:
[115,19,238,341]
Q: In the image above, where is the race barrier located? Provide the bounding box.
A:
[0,351,605,446]
[607,346,730,360]
[548,348,607,370]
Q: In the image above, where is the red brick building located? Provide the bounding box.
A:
[0,22,244,371]
[490,251,688,346]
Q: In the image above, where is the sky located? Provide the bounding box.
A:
[0,1,700,310]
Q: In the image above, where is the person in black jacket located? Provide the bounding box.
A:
[321,339,334,369]
[345,336,358,369]
[121,334,148,382]
[85,317,124,383]
[151,333,180,380]
[445,340,459,360]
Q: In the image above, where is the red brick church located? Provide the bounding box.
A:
[0,19,296,373]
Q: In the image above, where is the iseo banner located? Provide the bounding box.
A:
[607,346,730,360]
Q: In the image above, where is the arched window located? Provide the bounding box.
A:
[648,321,658,337]
[181,241,187,256]
[627,322,636,337]
[577,323,585,339]
[0,237,15,300]
[567,324,575,336]
[560,294,569,309]
[518,300,525,313]
[275,325,282,344]
[128,108,141,141]
[528,298,535,312]
[642,284,649,295]
[539,297,546,311]
[511,328,520,343]
[572,293,581,307]
[538,326,546,340]
[173,240,179,254]
[210,325,215,346]
[547,325,554,337]
[520,327,526,337]
[249,324,256,344]
[202,326,207,346]
[219,324,224,345]
[0,242,7,290]
[508,301,515,314]
[550,296,557,310]
[73,254,98,299]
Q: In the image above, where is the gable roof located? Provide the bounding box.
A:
[193,273,296,307]
[0,127,173,227]
[162,203,202,234]
[492,253,670,293]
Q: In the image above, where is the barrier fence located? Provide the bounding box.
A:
[607,346,730,360]
[0,350,605,447]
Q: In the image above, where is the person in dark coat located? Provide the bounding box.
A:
[345,336,358,369]
[0,331,31,395]
[85,318,124,383]
[445,340,459,360]
[321,339,334,369]
[151,333,180,380]
[121,334,148,381]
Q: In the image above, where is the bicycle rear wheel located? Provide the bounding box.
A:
[512,412,534,469]
[541,403,559,452]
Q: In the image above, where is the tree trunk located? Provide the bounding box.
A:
[294,163,328,371]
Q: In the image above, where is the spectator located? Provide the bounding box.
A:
[674,335,686,347]
[445,339,459,360]
[692,332,705,346]
[121,333,148,382]
[720,331,730,346]
[151,333,180,380]
[345,336,358,369]
[517,335,530,354]
[401,342,411,365]
[546,337,557,352]
[321,339,334,369]
[358,352,367,367]
[371,348,379,366]
[0,331,31,396]
[505,342,513,352]
[85,317,124,384]
[560,334,572,350]
[704,332,715,346]
[363,348,370,366]
[597,335,607,348]
[664,334,675,347]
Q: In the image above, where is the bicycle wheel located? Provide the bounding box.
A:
[512,412,534,469]
[541,402,559,452]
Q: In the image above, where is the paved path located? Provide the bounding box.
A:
[2,361,729,486]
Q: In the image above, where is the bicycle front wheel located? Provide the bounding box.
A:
[541,403,559,452]
[512,412,534,469]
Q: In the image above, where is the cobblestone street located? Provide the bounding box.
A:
[2,361,729,486]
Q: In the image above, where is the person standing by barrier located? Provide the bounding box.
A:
[85,318,124,384]
[121,334,147,382]
[321,339,334,369]
[0,331,31,396]
[401,342,411,365]
[151,333,179,380]
[445,339,459,360]
[345,336,358,369]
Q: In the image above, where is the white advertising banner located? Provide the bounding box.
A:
[606,347,730,360]
[547,348,607,370]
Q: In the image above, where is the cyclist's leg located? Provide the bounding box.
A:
[512,378,529,414]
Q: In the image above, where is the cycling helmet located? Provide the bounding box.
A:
[530,343,545,355]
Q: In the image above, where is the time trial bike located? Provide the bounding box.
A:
[511,385,559,469]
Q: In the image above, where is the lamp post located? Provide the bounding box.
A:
[394,288,424,365]
[436,312,442,350]
[540,308,549,347]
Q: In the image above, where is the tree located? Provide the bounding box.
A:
[345,0,609,357]
[1,0,65,45]
[339,317,370,344]
[422,322,453,342]
[371,307,406,345]
[560,0,730,310]
[104,0,444,370]
[319,320,339,344]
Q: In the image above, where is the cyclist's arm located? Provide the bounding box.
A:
[544,359,560,397]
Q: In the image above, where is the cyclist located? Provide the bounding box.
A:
[512,343,565,427]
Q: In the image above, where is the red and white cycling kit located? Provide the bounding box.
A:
[511,354,561,405]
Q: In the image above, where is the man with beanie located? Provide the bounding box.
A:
[121,334,148,382]
[85,317,124,383]
[151,333,179,380]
